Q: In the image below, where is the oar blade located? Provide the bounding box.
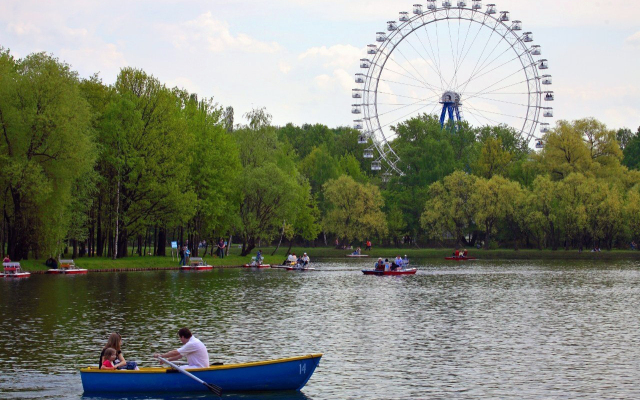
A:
[206,382,222,396]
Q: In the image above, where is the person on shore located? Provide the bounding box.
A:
[154,328,210,369]
[217,239,225,259]
[179,246,185,266]
[101,348,117,370]
[99,332,127,369]
[365,240,372,251]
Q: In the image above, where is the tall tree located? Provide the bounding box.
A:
[235,108,314,256]
[322,175,387,244]
[0,50,95,259]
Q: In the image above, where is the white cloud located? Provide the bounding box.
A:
[278,61,291,74]
[59,43,126,79]
[298,44,362,69]
[6,22,40,36]
[626,31,640,46]
[165,12,282,54]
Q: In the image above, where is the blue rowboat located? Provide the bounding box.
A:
[81,353,322,393]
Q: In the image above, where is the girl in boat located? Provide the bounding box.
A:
[101,348,117,370]
[99,332,138,370]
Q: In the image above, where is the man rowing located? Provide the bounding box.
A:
[154,327,209,369]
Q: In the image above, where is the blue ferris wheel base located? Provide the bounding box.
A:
[439,102,463,128]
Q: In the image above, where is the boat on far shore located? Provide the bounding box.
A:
[180,257,213,271]
[346,254,369,257]
[445,256,477,260]
[1,262,30,278]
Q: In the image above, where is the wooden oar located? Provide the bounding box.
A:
[158,356,222,396]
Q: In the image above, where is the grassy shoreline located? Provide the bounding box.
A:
[11,246,640,272]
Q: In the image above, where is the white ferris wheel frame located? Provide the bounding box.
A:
[355,4,551,176]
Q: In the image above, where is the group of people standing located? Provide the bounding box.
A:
[99,328,210,371]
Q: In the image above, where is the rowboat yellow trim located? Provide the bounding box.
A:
[80,353,323,373]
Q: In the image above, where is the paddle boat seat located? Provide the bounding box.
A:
[59,259,76,269]
[190,257,205,267]
[3,262,21,273]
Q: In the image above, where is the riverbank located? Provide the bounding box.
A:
[10,246,640,272]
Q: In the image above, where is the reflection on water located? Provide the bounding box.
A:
[2,259,640,399]
[82,390,310,400]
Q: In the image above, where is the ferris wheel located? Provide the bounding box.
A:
[351,0,554,176]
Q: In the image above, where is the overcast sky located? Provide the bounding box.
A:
[1,0,638,132]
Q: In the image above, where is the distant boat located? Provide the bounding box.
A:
[1,262,30,278]
[346,254,369,257]
[362,268,417,276]
[80,353,322,393]
[243,256,270,268]
[181,257,213,270]
[444,256,477,260]
[47,259,87,274]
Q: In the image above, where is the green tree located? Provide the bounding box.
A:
[0,50,95,259]
[322,175,387,244]
[235,108,315,256]
[105,68,197,257]
[421,171,477,246]
[540,120,592,180]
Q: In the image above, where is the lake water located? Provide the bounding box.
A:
[2,258,640,399]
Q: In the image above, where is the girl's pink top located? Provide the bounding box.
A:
[102,360,114,368]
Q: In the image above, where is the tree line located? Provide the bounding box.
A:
[1,48,639,260]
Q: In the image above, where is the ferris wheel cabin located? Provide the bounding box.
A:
[351,104,362,114]
[371,160,382,171]
[414,4,425,14]
[544,91,554,101]
[376,32,386,42]
[541,74,552,85]
[486,4,497,14]
[387,21,398,31]
[538,59,549,69]
[499,11,510,21]
[399,11,409,22]
[540,123,550,133]
[364,148,374,159]
[442,0,453,8]
[542,107,554,118]
[353,120,363,130]
[457,1,467,8]
[511,20,522,30]
[367,45,377,54]
[531,45,541,55]
[472,0,482,10]
[355,73,365,83]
